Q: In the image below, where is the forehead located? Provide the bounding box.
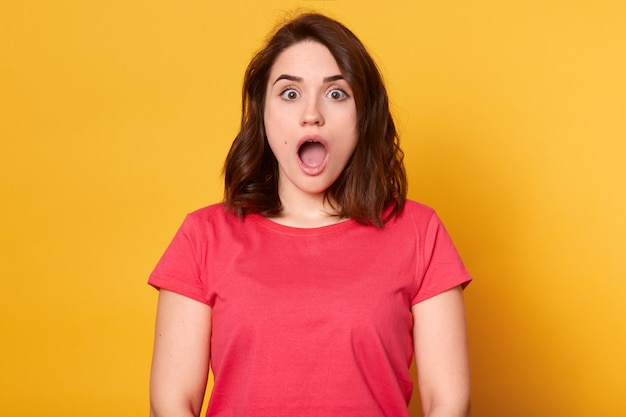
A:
[269,40,341,77]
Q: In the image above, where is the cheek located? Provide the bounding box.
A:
[347,112,359,144]
[343,105,358,133]
[263,104,287,140]
[264,117,289,157]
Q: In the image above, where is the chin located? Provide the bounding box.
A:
[296,181,333,196]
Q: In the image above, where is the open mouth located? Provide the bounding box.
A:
[298,140,328,168]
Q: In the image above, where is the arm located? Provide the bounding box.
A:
[149,290,212,417]
[412,285,471,417]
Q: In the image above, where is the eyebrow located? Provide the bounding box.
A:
[272,74,345,85]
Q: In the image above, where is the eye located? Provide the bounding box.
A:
[280,89,300,100]
[327,89,347,100]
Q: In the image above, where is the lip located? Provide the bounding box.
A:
[296,134,329,176]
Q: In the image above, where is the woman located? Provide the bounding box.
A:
[149,13,471,417]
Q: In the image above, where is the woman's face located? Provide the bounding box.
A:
[264,40,358,201]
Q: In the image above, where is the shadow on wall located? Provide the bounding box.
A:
[408,360,422,416]
[406,120,532,415]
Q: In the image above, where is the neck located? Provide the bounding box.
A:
[270,187,344,229]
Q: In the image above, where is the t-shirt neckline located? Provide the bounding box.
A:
[248,213,359,236]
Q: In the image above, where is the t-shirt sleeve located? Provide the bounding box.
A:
[148,214,209,305]
[410,211,472,305]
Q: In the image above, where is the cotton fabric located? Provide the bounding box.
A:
[149,200,471,417]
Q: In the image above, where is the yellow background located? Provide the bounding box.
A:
[1,1,624,416]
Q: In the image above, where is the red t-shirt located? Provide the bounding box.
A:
[149,200,471,417]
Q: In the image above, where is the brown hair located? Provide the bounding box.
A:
[223,13,407,227]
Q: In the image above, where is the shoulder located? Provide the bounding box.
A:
[393,199,437,227]
[402,199,435,216]
[187,202,228,220]
[178,203,241,233]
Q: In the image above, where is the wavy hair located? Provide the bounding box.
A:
[223,13,407,227]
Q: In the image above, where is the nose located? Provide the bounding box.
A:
[300,96,324,126]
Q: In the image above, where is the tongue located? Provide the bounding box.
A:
[299,142,326,167]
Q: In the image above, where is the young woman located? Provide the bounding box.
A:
[149,13,472,417]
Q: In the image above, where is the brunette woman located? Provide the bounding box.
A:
[149,13,471,417]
